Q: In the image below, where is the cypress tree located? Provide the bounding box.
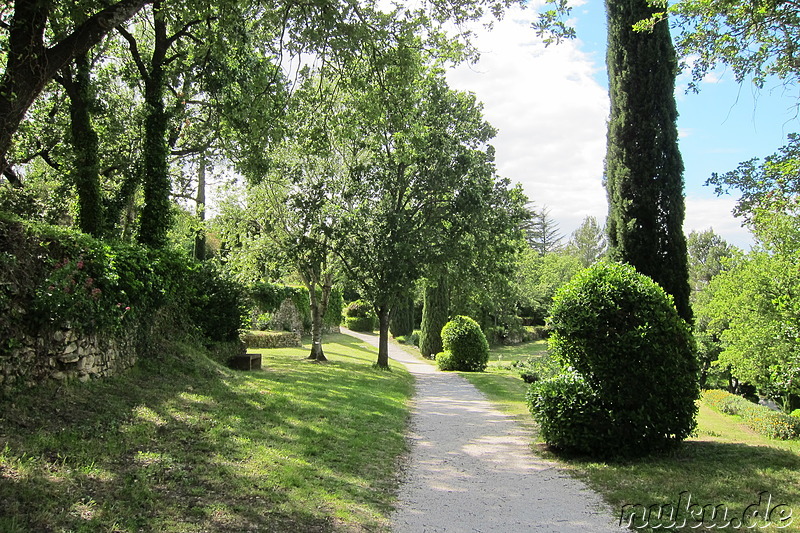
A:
[419,274,449,358]
[390,294,415,338]
[604,0,692,322]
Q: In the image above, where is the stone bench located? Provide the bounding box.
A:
[230,352,262,371]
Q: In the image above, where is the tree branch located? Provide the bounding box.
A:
[117,25,149,81]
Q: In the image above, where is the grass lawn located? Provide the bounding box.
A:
[461,341,800,532]
[0,333,414,532]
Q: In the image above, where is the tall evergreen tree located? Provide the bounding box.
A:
[390,294,415,338]
[419,274,449,358]
[604,0,692,322]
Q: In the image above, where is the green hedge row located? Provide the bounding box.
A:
[241,331,301,349]
[703,389,800,440]
[250,282,344,331]
[345,316,375,332]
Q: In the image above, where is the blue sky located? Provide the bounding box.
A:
[445,1,800,249]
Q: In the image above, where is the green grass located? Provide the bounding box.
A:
[461,341,800,532]
[0,333,413,532]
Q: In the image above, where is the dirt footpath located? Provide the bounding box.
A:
[342,329,621,533]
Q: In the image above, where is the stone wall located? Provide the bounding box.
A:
[0,327,136,394]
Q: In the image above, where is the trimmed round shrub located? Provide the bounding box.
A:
[437,315,489,372]
[344,299,376,332]
[532,262,699,457]
[435,351,456,371]
[527,372,613,454]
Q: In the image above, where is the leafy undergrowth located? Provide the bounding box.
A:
[0,333,413,532]
[464,344,800,532]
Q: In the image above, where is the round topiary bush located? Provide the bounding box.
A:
[343,299,376,332]
[437,315,489,372]
[528,262,699,457]
[526,372,613,454]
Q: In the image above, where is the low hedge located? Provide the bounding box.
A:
[703,389,800,440]
[345,316,375,332]
[241,331,301,349]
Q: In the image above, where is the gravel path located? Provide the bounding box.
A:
[342,329,621,533]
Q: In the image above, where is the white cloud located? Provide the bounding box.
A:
[446,5,609,236]
[445,5,755,251]
[684,196,753,249]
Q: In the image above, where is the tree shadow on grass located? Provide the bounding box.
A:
[546,439,800,531]
[0,345,411,532]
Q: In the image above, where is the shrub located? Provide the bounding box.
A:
[703,390,800,440]
[532,262,699,457]
[792,409,800,419]
[323,286,344,328]
[343,300,376,331]
[435,351,457,371]
[396,330,421,347]
[409,330,420,347]
[527,372,613,453]
[344,299,373,318]
[0,215,246,359]
[187,262,247,342]
[345,316,376,332]
[437,315,489,372]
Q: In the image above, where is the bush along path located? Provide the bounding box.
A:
[341,328,620,532]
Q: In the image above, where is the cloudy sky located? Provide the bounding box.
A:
[445,1,800,249]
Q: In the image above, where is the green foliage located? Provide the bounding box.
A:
[344,298,377,331]
[389,294,415,337]
[524,204,562,255]
[514,247,581,324]
[535,262,699,457]
[434,350,456,371]
[186,262,248,342]
[345,316,376,332]
[0,215,247,352]
[527,372,613,453]
[686,228,737,295]
[437,315,489,372]
[707,134,800,223]
[696,247,800,410]
[564,215,606,268]
[323,286,344,328]
[605,0,692,323]
[638,0,800,90]
[250,282,295,313]
[344,299,374,319]
[703,390,800,440]
[419,276,449,357]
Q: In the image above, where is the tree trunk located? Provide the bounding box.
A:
[307,282,329,362]
[0,0,151,177]
[63,53,104,237]
[305,271,332,362]
[138,5,171,248]
[376,305,391,368]
[194,151,206,260]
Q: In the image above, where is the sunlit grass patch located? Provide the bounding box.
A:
[0,333,413,532]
